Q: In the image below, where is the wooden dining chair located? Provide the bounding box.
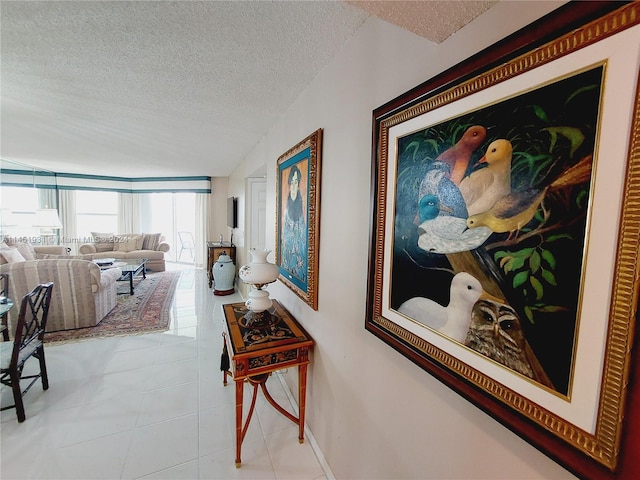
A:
[0,282,54,422]
[0,273,9,341]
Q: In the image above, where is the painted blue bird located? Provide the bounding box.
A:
[418,194,449,223]
[417,161,468,220]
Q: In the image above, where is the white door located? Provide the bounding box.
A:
[247,177,266,251]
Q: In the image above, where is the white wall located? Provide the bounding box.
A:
[229,2,575,478]
[208,177,230,243]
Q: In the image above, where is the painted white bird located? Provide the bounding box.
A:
[458,139,512,216]
[416,215,492,254]
[397,272,486,343]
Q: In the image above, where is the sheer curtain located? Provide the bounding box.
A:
[59,190,77,253]
[118,193,142,233]
[195,193,209,268]
[37,188,57,210]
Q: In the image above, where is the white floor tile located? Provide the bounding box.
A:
[55,430,133,479]
[199,439,276,480]
[138,460,199,479]
[265,426,326,480]
[137,382,199,427]
[122,414,199,479]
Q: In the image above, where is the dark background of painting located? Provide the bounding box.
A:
[390,66,603,395]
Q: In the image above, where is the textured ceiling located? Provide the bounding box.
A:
[347,1,494,43]
[0,1,494,178]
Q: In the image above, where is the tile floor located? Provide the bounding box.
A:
[0,264,329,480]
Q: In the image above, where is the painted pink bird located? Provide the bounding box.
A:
[436,125,487,185]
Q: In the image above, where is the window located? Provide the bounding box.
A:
[76,190,117,240]
[0,186,40,238]
[147,192,196,263]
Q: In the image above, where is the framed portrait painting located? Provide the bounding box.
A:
[276,129,322,310]
[366,3,640,479]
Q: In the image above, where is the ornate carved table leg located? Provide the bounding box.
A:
[298,361,309,443]
[235,378,244,467]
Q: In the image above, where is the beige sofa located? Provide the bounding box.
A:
[79,233,169,272]
[0,257,121,333]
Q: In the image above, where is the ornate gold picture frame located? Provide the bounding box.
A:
[366,4,640,478]
[276,129,322,310]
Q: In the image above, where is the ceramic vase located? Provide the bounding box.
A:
[213,254,235,296]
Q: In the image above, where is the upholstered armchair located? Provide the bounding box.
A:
[0,258,121,332]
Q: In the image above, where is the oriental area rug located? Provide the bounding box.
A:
[45,270,181,344]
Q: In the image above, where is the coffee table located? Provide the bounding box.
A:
[97,258,148,294]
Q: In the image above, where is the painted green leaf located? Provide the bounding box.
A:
[542,126,585,157]
[513,271,529,288]
[525,305,534,323]
[529,250,541,273]
[541,249,556,269]
[532,105,549,123]
[511,256,526,270]
[494,251,510,260]
[565,84,598,105]
[541,269,557,286]
[530,276,544,300]
[546,233,572,242]
[503,258,515,273]
[514,247,535,258]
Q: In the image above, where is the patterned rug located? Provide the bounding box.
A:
[45,270,181,344]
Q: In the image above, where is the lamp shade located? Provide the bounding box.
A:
[33,208,62,229]
[238,248,280,328]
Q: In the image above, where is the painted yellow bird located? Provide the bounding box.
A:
[465,154,593,237]
[458,139,512,216]
[465,188,546,236]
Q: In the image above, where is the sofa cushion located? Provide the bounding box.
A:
[142,233,162,251]
[0,247,26,264]
[91,232,115,252]
[115,234,143,252]
[14,242,36,260]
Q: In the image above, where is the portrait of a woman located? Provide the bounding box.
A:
[280,163,308,282]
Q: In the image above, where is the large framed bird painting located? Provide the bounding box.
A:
[366,3,640,479]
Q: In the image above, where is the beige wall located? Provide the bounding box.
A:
[228,2,575,478]
[208,177,230,244]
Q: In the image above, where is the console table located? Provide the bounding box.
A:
[221,301,314,467]
[207,242,236,288]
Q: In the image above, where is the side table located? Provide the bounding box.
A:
[221,301,314,467]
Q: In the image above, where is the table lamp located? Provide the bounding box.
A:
[238,248,279,328]
[33,208,62,236]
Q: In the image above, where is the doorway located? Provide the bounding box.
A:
[246,177,267,251]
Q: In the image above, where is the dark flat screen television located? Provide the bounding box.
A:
[227,197,237,229]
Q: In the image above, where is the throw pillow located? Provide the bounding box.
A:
[142,233,161,251]
[132,234,144,250]
[114,235,138,252]
[14,242,36,260]
[0,247,26,264]
[91,232,115,253]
